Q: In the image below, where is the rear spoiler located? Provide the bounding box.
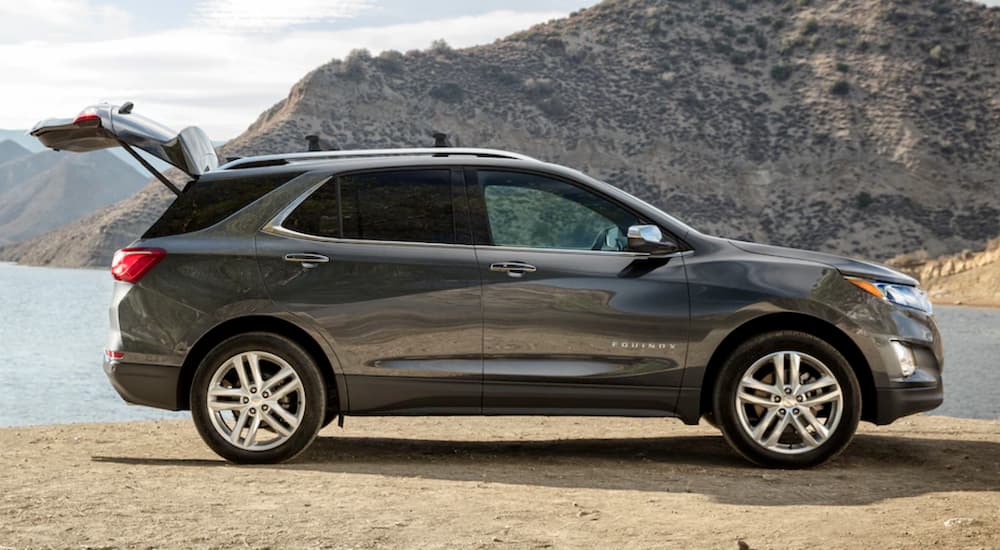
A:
[30,102,218,195]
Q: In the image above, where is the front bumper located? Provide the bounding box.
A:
[871,343,943,425]
[103,359,182,410]
[874,383,944,425]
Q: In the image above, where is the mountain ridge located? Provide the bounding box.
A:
[0,140,31,166]
[0,150,146,245]
[4,0,1000,267]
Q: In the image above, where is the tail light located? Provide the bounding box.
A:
[111,247,166,283]
[73,107,101,126]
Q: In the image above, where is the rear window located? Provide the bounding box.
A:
[283,169,455,244]
[143,172,299,238]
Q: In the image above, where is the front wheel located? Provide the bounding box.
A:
[713,331,861,468]
[191,333,326,464]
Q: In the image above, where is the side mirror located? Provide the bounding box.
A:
[627,225,680,255]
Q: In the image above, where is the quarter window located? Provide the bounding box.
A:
[478,171,640,251]
[283,170,455,244]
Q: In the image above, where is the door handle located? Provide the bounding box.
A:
[284,253,330,269]
[490,261,537,278]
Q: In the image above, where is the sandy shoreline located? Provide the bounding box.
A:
[1,415,998,549]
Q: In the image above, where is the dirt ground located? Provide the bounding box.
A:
[0,414,998,549]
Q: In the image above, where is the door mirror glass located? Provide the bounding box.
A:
[626,225,680,255]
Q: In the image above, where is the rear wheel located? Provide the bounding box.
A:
[191,333,326,464]
[713,331,861,468]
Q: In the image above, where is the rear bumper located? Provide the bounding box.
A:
[103,359,182,410]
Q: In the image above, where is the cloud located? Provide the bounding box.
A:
[0,9,567,139]
[193,0,374,32]
[0,0,132,43]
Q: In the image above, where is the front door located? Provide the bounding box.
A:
[256,168,483,414]
[469,169,690,415]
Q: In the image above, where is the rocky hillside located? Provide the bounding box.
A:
[889,239,1000,306]
[0,149,145,246]
[0,174,182,267]
[5,0,1000,267]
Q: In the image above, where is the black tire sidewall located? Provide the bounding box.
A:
[190,332,326,464]
[713,331,862,468]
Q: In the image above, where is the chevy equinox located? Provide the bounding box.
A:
[31,104,943,467]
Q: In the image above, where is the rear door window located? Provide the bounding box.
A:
[283,169,457,244]
[144,171,300,238]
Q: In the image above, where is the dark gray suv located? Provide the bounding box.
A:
[33,104,943,467]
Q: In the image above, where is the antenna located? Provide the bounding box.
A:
[305,135,321,152]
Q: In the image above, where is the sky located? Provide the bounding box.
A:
[2,0,997,141]
[0,0,597,140]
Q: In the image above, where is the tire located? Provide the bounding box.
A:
[702,412,719,429]
[191,332,326,464]
[712,330,861,468]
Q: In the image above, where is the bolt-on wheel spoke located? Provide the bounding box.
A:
[741,378,782,397]
[763,414,791,447]
[800,389,842,408]
[208,400,245,412]
[270,402,300,428]
[752,407,780,440]
[735,350,844,455]
[797,376,837,396]
[263,367,295,394]
[207,351,307,452]
[233,356,251,390]
[788,353,801,392]
[772,353,786,387]
[208,387,244,399]
[244,415,262,447]
[269,378,302,401]
[791,414,819,447]
[739,391,778,408]
[262,411,292,437]
[247,353,263,389]
[799,408,830,440]
[229,410,249,444]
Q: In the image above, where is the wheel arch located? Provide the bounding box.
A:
[697,312,877,423]
[177,315,344,414]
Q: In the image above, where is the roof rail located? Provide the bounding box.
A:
[218,147,539,170]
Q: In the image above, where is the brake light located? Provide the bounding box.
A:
[73,108,100,126]
[111,248,166,283]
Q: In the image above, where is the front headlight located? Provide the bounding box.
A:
[846,277,933,314]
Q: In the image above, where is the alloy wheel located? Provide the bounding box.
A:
[735,350,844,455]
[206,351,306,451]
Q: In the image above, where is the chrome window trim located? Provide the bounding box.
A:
[262,175,692,258]
[263,223,474,250]
[263,222,683,258]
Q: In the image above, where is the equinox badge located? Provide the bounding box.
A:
[611,341,676,351]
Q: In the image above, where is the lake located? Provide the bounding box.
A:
[0,262,997,426]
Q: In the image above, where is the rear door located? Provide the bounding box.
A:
[469,168,690,415]
[255,167,484,414]
[30,103,217,177]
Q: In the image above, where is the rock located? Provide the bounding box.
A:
[943,517,976,528]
